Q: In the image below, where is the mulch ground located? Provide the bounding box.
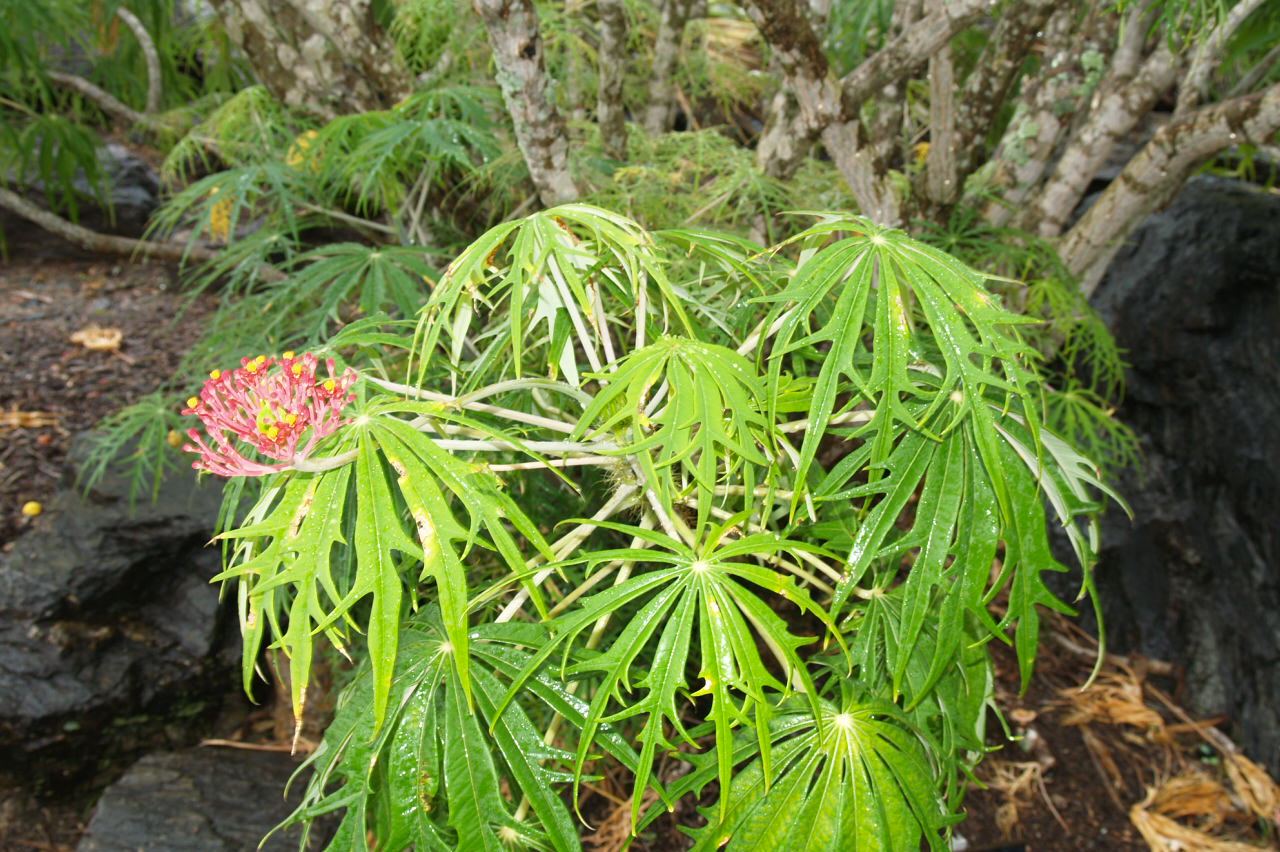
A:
[1,259,1276,850]
[0,257,212,548]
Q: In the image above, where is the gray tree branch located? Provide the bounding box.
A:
[473,0,579,205]
[1061,83,1280,294]
[952,0,1057,181]
[644,0,699,133]
[0,186,218,264]
[115,6,163,115]
[925,43,958,207]
[1175,0,1268,116]
[597,0,628,158]
[46,71,152,128]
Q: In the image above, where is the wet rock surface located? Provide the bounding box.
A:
[77,748,310,852]
[1091,176,1280,772]
[0,436,231,791]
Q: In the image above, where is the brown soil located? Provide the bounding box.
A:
[0,257,211,547]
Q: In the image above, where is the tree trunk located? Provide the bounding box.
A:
[644,0,699,134]
[982,4,1098,227]
[597,0,628,158]
[756,86,815,179]
[209,0,410,119]
[952,0,1057,182]
[1060,83,1280,294]
[1028,42,1178,236]
[473,0,580,206]
[745,0,980,224]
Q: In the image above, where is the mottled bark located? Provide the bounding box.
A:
[757,85,815,178]
[837,0,985,114]
[924,43,958,208]
[1174,0,1267,116]
[597,0,628,158]
[473,0,579,205]
[1028,41,1178,235]
[982,5,1094,227]
[209,0,410,120]
[644,0,699,133]
[868,0,922,166]
[820,122,900,224]
[952,0,1058,181]
[743,0,837,139]
[746,0,979,223]
[1061,83,1280,294]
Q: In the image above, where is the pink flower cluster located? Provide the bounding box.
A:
[182,352,357,477]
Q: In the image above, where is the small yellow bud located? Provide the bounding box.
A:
[186,397,199,409]
[210,369,222,380]
[267,426,280,440]
[256,355,267,365]
[282,351,295,360]
[323,379,336,392]
[246,362,259,373]
[291,364,303,377]
[167,430,183,448]
[21,501,42,518]
[284,413,298,426]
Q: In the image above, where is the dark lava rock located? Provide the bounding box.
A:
[77,748,311,851]
[1091,176,1280,771]
[2,143,161,257]
[0,436,230,791]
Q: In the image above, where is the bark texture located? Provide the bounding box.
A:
[209,0,411,119]
[597,0,628,158]
[1061,83,1280,293]
[952,0,1057,181]
[644,0,699,133]
[1175,0,1267,116]
[746,0,981,223]
[983,5,1101,227]
[1029,42,1178,235]
[474,0,579,206]
[924,43,957,208]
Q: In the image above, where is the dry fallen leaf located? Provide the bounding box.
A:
[1010,707,1038,726]
[70,324,124,352]
[0,409,58,430]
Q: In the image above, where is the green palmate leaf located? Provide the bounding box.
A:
[215,400,553,731]
[351,431,417,728]
[214,468,354,728]
[497,520,840,828]
[573,336,775,535]
[179,198,1129,851]
[763,215,1040,513]
[281,614,648,852]
[412,204,690,389]
[658,699,953,851]
[819,400,1118,697]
